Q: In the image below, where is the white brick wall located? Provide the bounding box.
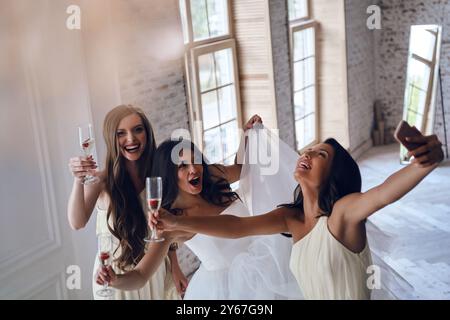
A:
[345,0,378,155]
[375,0,450,146]
[110,0,190,145]
[269,0,296,149]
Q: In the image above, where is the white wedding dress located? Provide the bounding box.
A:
[183,125,302,300]
[184,199,302,299]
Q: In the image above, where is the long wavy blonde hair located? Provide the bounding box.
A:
[103,105,156,270]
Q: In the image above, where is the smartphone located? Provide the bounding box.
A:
[394,120,424,151]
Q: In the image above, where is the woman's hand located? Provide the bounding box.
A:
[171,262,189,297]
[244,114,263,132]
[406,134,444,167]
[68,155,97,183]
[149,208,179,232]
[95,265,117,286]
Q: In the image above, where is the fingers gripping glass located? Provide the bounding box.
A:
[78,124,100,185]
[96,234,115,298]
[144,177,165,243]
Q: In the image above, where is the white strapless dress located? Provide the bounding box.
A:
[184,200,302,300]
[92,193,180,300]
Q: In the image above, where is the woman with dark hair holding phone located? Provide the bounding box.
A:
[152,127,444,299]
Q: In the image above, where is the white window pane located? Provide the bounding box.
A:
[288,0,308,21]
[191,0,209,41]
[304,57,315,87]
[293,61,304,91]
[408,59,431,92]
[198,53,217,92]
[407,86,427,115]
[204,127,222,163]
[293,28,315,61]
[201,91,220,130]
[304,114,315,146]
[220,120,238,159]
[304,85,315,115]
[410,26,438,62]
[207,0,229,38]
[295,119,305,150]
[215,48,234,87]
[293,30,305,61]
[305,27,315,57]
[218,85,236,123]
[179,0,189,43]
[294,58,314,91]
[294,91,305,120]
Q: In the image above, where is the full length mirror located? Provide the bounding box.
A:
[401,24,442,162]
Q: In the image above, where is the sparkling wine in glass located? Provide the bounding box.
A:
[96,234,115,298]
[78,124,100,185]
[144,177,164,243]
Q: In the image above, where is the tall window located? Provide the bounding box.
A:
[404,25,441,133]
[288,0,318,151]
[179,0,241,164]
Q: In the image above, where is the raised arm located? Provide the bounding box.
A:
[152,207,293,239]
[210,115,263,184]
[67,156,103,230]
[342,134,443,223]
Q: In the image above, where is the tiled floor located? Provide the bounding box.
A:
[358,144,450,299]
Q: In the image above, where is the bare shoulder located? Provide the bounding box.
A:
[329,192,364,229]
[332,193,363,217]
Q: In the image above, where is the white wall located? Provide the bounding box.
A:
[0,0,98,299]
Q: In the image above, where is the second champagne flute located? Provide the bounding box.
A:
[144,177,164,243]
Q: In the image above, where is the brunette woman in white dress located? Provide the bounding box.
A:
[152,127,444,299]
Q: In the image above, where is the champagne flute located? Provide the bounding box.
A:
[144,177,164,243]
[78,124,100,185]
[96,233,115,298]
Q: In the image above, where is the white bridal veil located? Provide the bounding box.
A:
[235,124,414,300]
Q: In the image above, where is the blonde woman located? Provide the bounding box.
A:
[67,105,183,299]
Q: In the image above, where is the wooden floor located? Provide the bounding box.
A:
[358,144,450,299]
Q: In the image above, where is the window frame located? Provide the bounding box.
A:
[288,0,310,24]
[179,0,242,163]
[404,27,440,133]
[180,0,234,49]
[189,39,243,156]
[289,19,319,152]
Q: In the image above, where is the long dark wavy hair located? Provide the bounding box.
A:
[103,105,156,271]
[281,138,362,218]
[151,139,239,211]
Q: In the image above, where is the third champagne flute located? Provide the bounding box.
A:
[144,177,164,243]
[96,233,115,298]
